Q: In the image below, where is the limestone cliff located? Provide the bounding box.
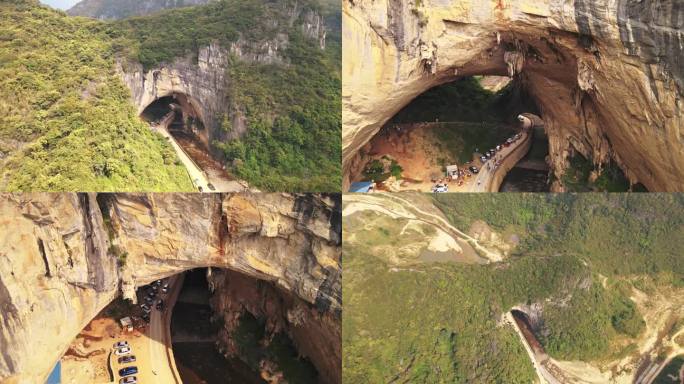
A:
[117,2,330,159]
[0,193,341,384]
[342,0,684,191]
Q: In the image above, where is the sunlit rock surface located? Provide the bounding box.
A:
[0,193,341,384]
[342,0,683,191]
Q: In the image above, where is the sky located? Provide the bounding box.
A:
[39,0,81,10]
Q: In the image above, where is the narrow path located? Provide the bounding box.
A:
[151,112,210,191]
[343,193,502,262]
[504,311,558,384]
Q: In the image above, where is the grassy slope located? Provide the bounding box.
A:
[344,194,684,382]
[115,0,341,192]
[0,1,193,191]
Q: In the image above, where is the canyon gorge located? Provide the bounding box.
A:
[342,0,683,191]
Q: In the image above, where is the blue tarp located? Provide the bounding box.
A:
[349,182,373,193]
[46,361,61,384]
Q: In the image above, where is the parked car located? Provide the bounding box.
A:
[156,300,165,311]
[161,283,169,294]
[118,367,138,377]
[113,341,128,349]
[141,304,151,313]
[432,184,448,193]
[469,166,479,174]
[118,355,136,364]
[496,145,502,151]
[114,347,132,356]
[119,377,137,384]
[207,183,216,191]
[480,156,487,163]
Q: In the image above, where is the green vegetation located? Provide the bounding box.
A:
[233,312,319,383]
[0,0,193,191]
[344,194,684,382]
[115,0,341,191]
[390,76,535,124]
[362,156,402,182]
[433,194,684,278]
[431,122,515,163]
[562,153,637,192]
[1,0,340,191]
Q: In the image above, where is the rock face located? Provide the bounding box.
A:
[0,193,341,384]
[117,3,329,157]
[67,0,214,19]
[342,0,684,191]
[208,269,341,384]
[117,43,238,149]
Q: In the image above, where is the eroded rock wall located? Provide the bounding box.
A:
[117,3,329,154]
[0,193,341,384]
[0,194,117,384]
[342,0,684,191]
[208,269,341,384]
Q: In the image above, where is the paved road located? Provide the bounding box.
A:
[151,113,210,192]
[466,130,530,192]
[505,311,561,384]
[146,275,183,384]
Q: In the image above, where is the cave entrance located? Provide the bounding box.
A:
[351,76,550,192]
[61,267,329,384]
[171,268,320,383]
[140,94,240,191]
[510,310,545,355]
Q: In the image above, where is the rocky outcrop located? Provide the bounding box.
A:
[0,193,341,384]
[67,0,214,19]
[117,43,237,149]
[208,269,341,384]
[117,2,330,158]
[342,0,684,191]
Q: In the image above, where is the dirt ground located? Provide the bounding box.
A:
[365,125,484,192]
[61,316,152,384]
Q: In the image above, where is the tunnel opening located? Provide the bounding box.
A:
[60,267,333,384]
[351,76,549,192]
[510,309,545,355]
[141,94,240,191]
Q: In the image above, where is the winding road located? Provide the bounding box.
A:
[467,129,532,192]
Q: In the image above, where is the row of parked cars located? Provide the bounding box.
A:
[113,341,137,384]
[140,279,169,321]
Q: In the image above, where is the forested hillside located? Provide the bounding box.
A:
[114,0,342,191]
[67,0,213,19]
[0,0,340,191]
[0,0,193,191]
[343,194,684,383]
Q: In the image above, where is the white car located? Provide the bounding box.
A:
[432,184,448,193]
[113,341,128,349]
[120,377,137,384]
[114,347,132,356]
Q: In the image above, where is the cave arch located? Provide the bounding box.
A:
[342,1,684,191]
[0,193,341,384]
[140,92,210,148]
